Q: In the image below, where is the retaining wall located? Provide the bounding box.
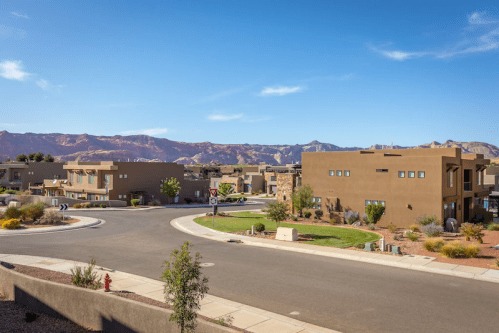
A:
[0,263,234,333]
[0,194,127,207]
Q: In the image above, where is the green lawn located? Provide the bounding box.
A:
[193,211,380,248]
[229,194,249,198]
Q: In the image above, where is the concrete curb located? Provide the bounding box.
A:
[171,211,499,285]
[162,201,262,209]
[67,206,163,212]
[0,216,104,236]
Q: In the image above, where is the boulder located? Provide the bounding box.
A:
[275,227,298,241]
[8,201,20,208]
[445,218,458,233]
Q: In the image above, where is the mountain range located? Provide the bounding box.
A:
[0,131,498,165]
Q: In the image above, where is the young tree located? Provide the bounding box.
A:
[162,241,209,333]
[16,154,28,162]
[365,203,385,225]
[217,183,234,201]
[34,152,44,162]
[161,177,181,204]
[28,153,36,161]
[43,154,55,162]
[291,185,314,217]
[266,200,289,228]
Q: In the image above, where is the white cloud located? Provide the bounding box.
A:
[36,79,48,89]
[35,78,65,92]
[259,86,303,96]
[207,113,244,121]
[121,128,168,136]
[0,60,30,81]
[372,11,499,61]
[11,12,29,19]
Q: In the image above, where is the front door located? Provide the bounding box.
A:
[463,197,472,222]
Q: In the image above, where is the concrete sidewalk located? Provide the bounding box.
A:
[0,254,339,333]
[172,211,499,284]
[0,216,103,236]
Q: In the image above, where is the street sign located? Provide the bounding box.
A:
[209,189,218,197]
[59,203,68,211]
[209,197,218,206]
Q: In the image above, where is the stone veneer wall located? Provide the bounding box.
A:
[220,177,243,193]
[264,171,275,193]
[277,173,296,212]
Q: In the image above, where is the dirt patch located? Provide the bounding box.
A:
[2,263,249,332]
[22,219,81,229]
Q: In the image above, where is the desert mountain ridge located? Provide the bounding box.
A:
[0,131,498,165]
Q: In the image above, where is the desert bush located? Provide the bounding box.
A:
[487,223,499,231]
[254,222,265,232]
[70,258,102,289]
[131,199,140,206]
[85,203,91,208]
[290,215,298,221]
[73,203,82,209]
[94,203,99,207]
[344,211,360,225]
[387,224,397,233]
[152,201,159,206]
[416,214,440,226]
[460,222,484,243]
[408,224,420,232]
[423,238,445,252]
[422,222,444,237]
[355,243,364,249]
[3,189,17,194]
[406,231,419,241]
[329,216,340,224]
[365,204,385,224]
[440,241,480,258]
[39,210,63,225]
[100,204,106,208]
[20,203,45,221]
[314,210,323,220]
[4,206,21,219]
[304,211,312,218]
[393,233,403,241]
[1,218,21,229]
[368,223,375,230]
[362,213,371,224]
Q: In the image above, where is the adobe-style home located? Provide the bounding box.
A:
[300,148,491,227]
[0,161,66,191]
[60,161,209,205]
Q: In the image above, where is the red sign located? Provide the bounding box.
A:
[209,189,218,197]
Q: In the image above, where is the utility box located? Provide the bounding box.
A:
[275,227,298,241]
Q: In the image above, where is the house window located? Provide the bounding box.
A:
[195,191,200,198]
[475,198,481,206]
[365,200,371,206]
[123,194,126,199]
[380,201,386,214]
[418,171,425,178]
[344,170,350,177]
[13,172,21,180]
[317,197,321,203]
[214,181,219,187]
[312,197,316,203]
[89,174,94,184]
[119,195,122,199]
[329,170,335,176]
[77,174,82,183]
[448,170,453,187]
[408,171,415,178]
[104,174,110,185]
[77,193,82,198]
[124,174,128,179]
[69,173,74,182]
[373,200,378,205]
[119,174,123,178]
[336,170,342,177]
[376,169,388,173]
[316,204,321,209]
[398,171,405,178]
[476,170,481,185]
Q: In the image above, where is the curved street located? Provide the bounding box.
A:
[2,201,499,333]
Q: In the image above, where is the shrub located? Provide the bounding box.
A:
[1,218,21,229]
[314,210,323,220]
[487,223,499,231]
[345,211,360,225]
[290,215,298,221]
[387,224,397,233]
[304,211,312,218]
[422,222,444,237]
[94,203,99,207]
[424,238,444,252]
[440,241,480,258]
[393,233,403,241]
[355,243,364,249]
[368,223,375,230]
[362,213,371,224]
[131,199,140,207]
[152,201,159,206]
[406,231,419,241]
[100,204,106,208]
[85,203,91,208]
[460,222,484,243]
[183,198,192,204]
[254,223,265,232]
[4,206,21,219]
[408,224,420,232]
[39,210,63,225]
[329,216,340,224]
[3,189,17,194]
[73,203,82,209]
[21,203,45,221]
[416,214,440,226]
[70,258,102,289]
[365,204,385,224]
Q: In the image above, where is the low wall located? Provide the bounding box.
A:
[0,263,235,333]
[0,194,127,207]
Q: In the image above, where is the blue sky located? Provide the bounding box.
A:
[0,1,498,147]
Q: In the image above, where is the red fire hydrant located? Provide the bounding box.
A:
[104,273,112,292]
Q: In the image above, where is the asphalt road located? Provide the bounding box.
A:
[1,202,499,333]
